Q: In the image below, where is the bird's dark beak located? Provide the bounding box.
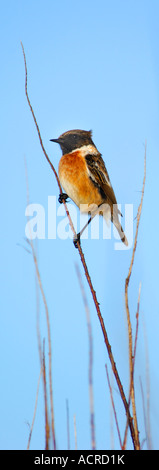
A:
[50,138,61,144]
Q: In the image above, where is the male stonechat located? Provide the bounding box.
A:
[50,129,128,247]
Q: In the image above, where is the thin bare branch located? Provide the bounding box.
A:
[21,42,61,193]
[105,364,122,449]
[143,321,152,449]
[24,158,56,450]
[123,282,141,449]
[126,144,146,283]
[75,264,96,450]
[27,367,42,450]
[42,340,50,450]
[124,144,146,449]
[133,282,141,364]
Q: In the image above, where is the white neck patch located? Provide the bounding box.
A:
[71,144,99,157]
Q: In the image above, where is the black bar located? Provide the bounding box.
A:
[0,450,158,466]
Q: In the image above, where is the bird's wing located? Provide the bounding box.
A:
[85,153,118,206]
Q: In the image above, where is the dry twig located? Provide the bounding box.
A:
[143,321,152,449]
[124,144,146,449]
[24,158,56,450]
[105,364,122,449]
[27,367,42,450]
[75,264,96,450]
[123,282,141,449]
[42,340,50,449]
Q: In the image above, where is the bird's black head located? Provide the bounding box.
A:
[50,129,95,155]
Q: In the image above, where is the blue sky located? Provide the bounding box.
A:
[1,0,159,450]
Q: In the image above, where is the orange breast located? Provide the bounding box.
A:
[58,151,103,210]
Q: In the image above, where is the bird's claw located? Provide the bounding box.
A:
[58,193,69,204]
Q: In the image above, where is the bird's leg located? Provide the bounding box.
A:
[58,193,69,204]
[73,214,95,248]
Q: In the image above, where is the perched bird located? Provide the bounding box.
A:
[50,129,128,246]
